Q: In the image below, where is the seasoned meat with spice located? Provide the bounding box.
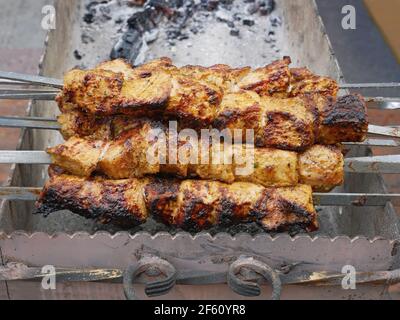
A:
[35,173,318,232]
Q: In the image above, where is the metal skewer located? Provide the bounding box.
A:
[0,116,399,142]
[0,71,63,89]
[368,124,400,138]
[0,70,399,105]
[0,150,398,173]
[0,185,398,206]
[340,82,400,89]
[0,69,398,90]
[0,116,60,130]
[0,90,398,109]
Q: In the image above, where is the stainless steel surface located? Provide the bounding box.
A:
[0,92,57,100]
[0,70,63,88]
[314,193,400,207]
[0,116,60,130]
[344,155,400,173]
[344,139,400,147]
[368,124,400,138]
[2,261,400,288]
[340,82,400,89]
[0,187,40,201]
[0,151,50,164]
[364,97,400,110]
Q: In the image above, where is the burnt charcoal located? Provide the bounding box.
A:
[233,12,242,21]
[110,0,277,64]
[115,16,124,24]
[83,12,95,24]
[99,5,112,20]
[110,29,143,63]
[73,49,83,60]
[202,0,219,11]
[85,1,99,10]
[177,33,189,40]
[258,0,274,9]
[190,26,199,34]
[230,28,239,36]
[242,18,255,26]
[81,32,95,44]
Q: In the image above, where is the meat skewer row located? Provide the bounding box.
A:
[35,169,318,233]
[57,56,338,117]
[58,91,367,152]
[47,119,344,191]
[57,57,367,151]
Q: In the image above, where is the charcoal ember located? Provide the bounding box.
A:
[242,18,255,26]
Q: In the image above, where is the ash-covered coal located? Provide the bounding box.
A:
[109,0,279,66]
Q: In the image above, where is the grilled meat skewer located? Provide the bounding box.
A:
[57,56,338,116]
[47,120,344,191]
[57,92,367,152]
[56,57,367,151]
[35,170,318,232]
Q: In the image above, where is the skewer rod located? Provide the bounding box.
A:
[0,71,63,89]
[0,151,399,174]
[340,82,400,89]
[0,186,398,206]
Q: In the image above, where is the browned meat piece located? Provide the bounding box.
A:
[298,144,344,191]
[47,119,344,191]
[35,173,149,228]
[290,67,339,97]
[56,57,295,116]
[35,173,318,232]
[57,58,172,116]
[315,94,368,144]
[58,93,367,150]
[236,56,292,96]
